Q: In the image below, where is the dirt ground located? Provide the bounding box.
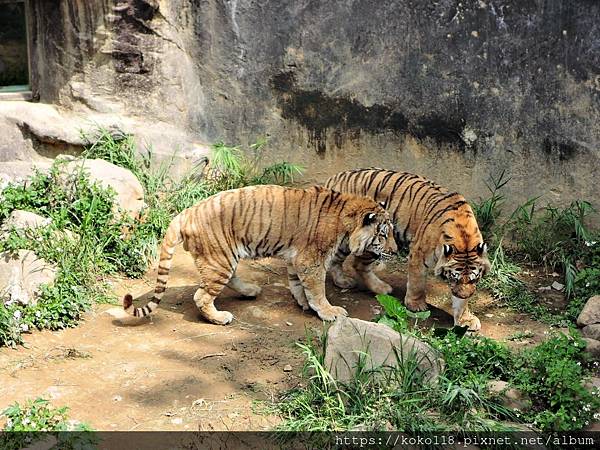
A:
[0,246,557,431]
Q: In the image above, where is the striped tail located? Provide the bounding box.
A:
[123,213,184,317]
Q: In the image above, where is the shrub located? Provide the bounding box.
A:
[0,398,95,450]
[511,329,600,431]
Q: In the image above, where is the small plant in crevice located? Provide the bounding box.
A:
[0,398,96,450]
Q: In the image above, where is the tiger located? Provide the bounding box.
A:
[122,184,394,325]
[325,168,491,331]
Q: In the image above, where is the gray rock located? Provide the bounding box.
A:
[584,376,600,393]
[488,380,531,411]
[57,159,146,220]
[577,296,600,327]
[1,210,79,242]
[3,210,52,230]
[582,324,600,341]
[582,338,600,360]
[324,316,444,384]
[0,251,57,307]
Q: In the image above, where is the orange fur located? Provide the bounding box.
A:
[123,185,393,325]
[326,169,490,331]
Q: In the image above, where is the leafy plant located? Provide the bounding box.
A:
[375,294,430,332]
[275,327,517,433]
[0,397,96,450]
[511,329,600,431]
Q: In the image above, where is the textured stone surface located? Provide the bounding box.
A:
[0,250,57,307]
[3,0,599,220]
[583,338,600,360]
[488,380,531,411]
[57,159,146,220]
[578,296,600,327]
[3,210,51,230]
[324,316,443,384]
[582,324,600,341]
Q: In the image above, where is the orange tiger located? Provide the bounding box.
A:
[325,168,490,331]
[123,185,394,325]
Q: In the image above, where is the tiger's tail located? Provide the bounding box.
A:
[123,212,185,317]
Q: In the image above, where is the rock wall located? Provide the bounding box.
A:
[4,0,600,218]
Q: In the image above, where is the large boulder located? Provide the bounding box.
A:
[577,296,600,327]
[324,316,444,384]
[0,251,57,307]
[57,158,146,220]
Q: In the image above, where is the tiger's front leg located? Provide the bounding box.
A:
[352,253,392,295]
[329,245,357,289]
[405,252,428,312]
[452,296,481,331]
[294,260,347,321]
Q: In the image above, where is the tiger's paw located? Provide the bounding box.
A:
[458,314,481,332]
[362,274,393,295]
[332,273,357,290]
[316,305,348,321]
[205,310,234,325]
[405,298,429,312]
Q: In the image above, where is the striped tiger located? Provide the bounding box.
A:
[123,185,394,325]
[325,168,490,331]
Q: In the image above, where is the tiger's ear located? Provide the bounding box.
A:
[443,244,453,257]
[476,242,488,256]
[362,212,377,226]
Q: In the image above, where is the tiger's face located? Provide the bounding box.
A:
[348,208,395,257]
[432,211,491,299]
[435,242,491,298]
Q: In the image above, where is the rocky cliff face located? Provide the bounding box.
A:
[6,0,600,215]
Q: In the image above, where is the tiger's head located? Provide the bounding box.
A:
[433,211,491,299]
[345,200,396,257]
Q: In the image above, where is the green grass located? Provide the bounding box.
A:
[274,296,600,433]
[0,398,96,450]
[472,171,599,324]
[0,129,303,347]
[274,328,518,433]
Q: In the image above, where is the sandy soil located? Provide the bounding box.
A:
[0,247,556,431]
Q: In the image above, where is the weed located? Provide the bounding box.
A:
[506,330,535,342]
[511,329,600,431]
[0,398,96,450]
[472,169,511,238]
[275,322,516,433]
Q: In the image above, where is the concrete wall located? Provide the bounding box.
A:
[8,0,600,217]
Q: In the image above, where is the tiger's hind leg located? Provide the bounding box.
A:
[227,273,262,298]
[328,245,357,289]
[287,264,309,311]
[352,253,392,295]
[192,257,234,325]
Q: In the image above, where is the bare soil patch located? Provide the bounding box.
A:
[0,246,556,430]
